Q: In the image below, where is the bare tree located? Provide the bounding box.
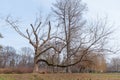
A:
[21,47,34,64]
[108,57,120,72]
[50,0,112,73]
[19,47,34,68]
[6,16,61,73]
[1,46,16,68]
[52,0,87,72]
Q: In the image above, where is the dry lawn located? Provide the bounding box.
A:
[0,73,120,80]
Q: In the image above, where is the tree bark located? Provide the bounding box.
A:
[33,57,39,73]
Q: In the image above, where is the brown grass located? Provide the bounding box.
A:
[0,73,120,80]
[0,68,33,74]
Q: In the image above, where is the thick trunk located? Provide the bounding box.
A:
[66,67,71,73]
[66,67,69,73]
[33,56,39,73]
[33,62,39,73]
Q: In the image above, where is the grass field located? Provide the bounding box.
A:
[0,73,120,80]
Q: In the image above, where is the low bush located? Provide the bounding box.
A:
[0,68,33,74]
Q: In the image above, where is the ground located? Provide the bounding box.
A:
[0,73,120,80]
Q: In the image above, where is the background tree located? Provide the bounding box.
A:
[19,47,34,68]
[52,0,87,72]
[0,33,3,49]
[1,46,16,68]
[52,0,112,73]
[107,57,120,72]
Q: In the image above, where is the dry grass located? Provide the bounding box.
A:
[0,73,120,80]
[0,68,33,74]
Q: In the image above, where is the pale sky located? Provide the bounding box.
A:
[0,0,120,53]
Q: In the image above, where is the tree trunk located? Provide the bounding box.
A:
[65,66,68,73]
[33,57,39,73]
[33,63,39,73]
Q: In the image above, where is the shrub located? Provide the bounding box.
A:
[0,68,33,74]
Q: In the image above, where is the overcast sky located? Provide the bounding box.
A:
[0,0,120,53]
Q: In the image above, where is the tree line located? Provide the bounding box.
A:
[0,46,34,69]
[0,46,118,73]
